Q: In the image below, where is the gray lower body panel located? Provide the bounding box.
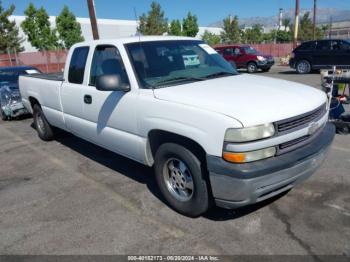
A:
[211,147,328,208]
[207,123,335,209]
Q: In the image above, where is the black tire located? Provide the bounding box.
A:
[154,143,210,217]
[33,104,54,141]
[262,67,271,72]
[247,62,258,73]
[296,60,311,74]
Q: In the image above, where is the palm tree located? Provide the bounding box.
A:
[282,18,291,32]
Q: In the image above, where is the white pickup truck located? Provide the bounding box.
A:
[19,36,335,217]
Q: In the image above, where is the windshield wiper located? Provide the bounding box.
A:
[203,71,236,79]
[155,76,205,87]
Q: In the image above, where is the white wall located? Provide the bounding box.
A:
[11,15,223,52]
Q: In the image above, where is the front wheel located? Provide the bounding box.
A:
[247,62,258,73]
[154,143,210,217]
[296,60,311,74]
[33,104,55,141]
[261,67,271,72]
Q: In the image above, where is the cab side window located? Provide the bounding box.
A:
[223,48,233,56]
[89,45,129,86]
[315,41,330,51]
[233,47,241,55]
[68,47,89,84]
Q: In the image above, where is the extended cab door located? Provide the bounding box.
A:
[60,46,90,134]
[80,44,139,159]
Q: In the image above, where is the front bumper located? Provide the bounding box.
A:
[257,60,274,69]
[289,58,296,69]
[207,123,335,209]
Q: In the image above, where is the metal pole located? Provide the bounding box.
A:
[313,0,317,40]
[293,0,299,48]
[87,0,100,40]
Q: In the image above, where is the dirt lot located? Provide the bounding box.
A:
[0,66,349,256]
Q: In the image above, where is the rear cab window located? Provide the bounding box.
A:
[68,47,90,84]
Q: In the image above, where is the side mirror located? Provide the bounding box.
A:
[96,74,130,92]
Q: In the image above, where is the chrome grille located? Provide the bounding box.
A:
[276,103,326,133]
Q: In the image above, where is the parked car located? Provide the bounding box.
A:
[214,45,275,73]
[19,36,334,217]
[289,39,350,74]
[0,66,41,120]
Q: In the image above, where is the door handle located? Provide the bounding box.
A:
[84,95,92,104]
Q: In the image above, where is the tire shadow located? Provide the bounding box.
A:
[29,123,290,221]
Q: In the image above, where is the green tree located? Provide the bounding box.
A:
[220,15,240,43]
[299,12,313,41]
[138,2,168,35]
[276,30,292,42]
[320,24,330,38]
[21,3,59,51]
[168,19,182,36]
[0,1,24,53]
[282,17,291,32]
[242,24,264,44]
[201,30,221,46]
[182,12,198,37]
[56,6,84,49]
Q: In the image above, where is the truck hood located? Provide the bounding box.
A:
[153,74,327,127]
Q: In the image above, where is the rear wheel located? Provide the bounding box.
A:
[296,60,311,74]
[33,104,54,141]
[247,62,258,73]
[154,143,210,217]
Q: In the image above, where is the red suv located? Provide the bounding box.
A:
[214,45,274,73]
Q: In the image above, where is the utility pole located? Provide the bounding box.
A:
[87,0,100,40]
[293,0,300,48]
[313,0,317,40]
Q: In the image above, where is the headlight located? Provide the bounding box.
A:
[223,147,276,163]
[257,56,266,61]
[224,123,275,142]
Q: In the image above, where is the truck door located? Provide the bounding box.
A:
[222,47,236,67]
[60,46,90,135]
[80,44,139,158]
[233,47,245,68]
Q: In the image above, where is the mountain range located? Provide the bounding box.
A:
[208,8,350,28]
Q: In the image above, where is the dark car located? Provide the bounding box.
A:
[0,66,41,120]
[214,45,275,73]
[289,39,350,74]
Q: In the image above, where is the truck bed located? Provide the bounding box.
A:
[23,72,64,81]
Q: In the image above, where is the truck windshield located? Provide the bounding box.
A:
[126,40,238,88]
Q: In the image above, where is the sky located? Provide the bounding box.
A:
[4,0,350,26]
